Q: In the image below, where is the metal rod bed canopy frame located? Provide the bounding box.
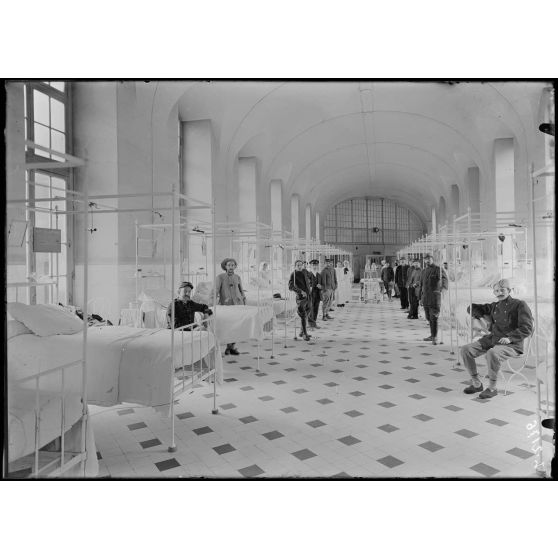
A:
[6,185,90,478]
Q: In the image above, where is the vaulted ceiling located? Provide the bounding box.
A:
[171,80,549,225]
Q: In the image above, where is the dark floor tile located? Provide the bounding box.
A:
[353,376,367,381]
[213,443,236,455]
[349,391,365,397]
[379,384,394,390]
[345,410,364,418]
[176,411,195,420]
[259,395,274,401]
[378,401,397,408]
[238,464,265,478]
[239,415,258,424]
[413,414,434,422]
[193,426,214,435]
[419,441,444,452]
[470,462,500,477]
[455,429,478,438]
[317,398,334,405]
[219,403,237,410]
[281,406,298,414]
[338,435,361,446]
[436,387,452,393]
[444,405,463,412]
[303,374,316,379]
[293,388,309,394]
[240,386,255,391]
[378,424,399,433]
[140,438,162,449]
[262,430,284,441]
[155,458,181,472]
[117,408,135,416]
[306,419,326,428]
[514,408,535,416]
[377,455,404,468]
[409,394,426,400]
[506,447,534,459]
[224,378,238,383]
[325,382,339,387]
[273,380,287,385]
[127,422,148,431]
[405,378,420,383]
[486,418,508,426]
[292,449,317,461]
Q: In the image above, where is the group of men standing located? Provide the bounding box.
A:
[288,258,339,341]
[385,255,448,345]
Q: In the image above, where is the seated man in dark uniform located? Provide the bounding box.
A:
[167,281,213,330]
[461,278,534,399]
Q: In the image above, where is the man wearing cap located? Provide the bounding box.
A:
[461,278,534,399]
[419,254,448,344]
[406,259,422,319]
[319,258,336,320]
[167,281,213,330]
[307,259,322,329]
[395,257,410,310]
[215,257,246,355]
[289,260,313,341]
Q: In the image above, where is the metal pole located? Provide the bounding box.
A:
[530,164,544,476]
[467,208,473,343]
[169,186,177,452]
[212,200,219,415]
[454,216,461,365]
[80,175,89,476]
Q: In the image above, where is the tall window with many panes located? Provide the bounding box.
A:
[24,81,72,304]
[323,197,425,248]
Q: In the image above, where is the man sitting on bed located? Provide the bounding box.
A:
[167,281,213,330]
[461,278,533,399]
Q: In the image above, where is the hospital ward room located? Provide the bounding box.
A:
[4,80,556,480]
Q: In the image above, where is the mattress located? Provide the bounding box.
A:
[244,293,297,317]
[8,326,223,410]
[212,305,274,344]
[8,385,98,476]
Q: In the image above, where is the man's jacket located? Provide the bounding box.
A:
[469,296,534,354]
[419,264,448,306]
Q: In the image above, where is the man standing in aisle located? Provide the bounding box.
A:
[307,259,322,329]
[461,278,533,399]
[381,260,394,301]
[319,258,336,320]
[395,257,410,311]
[419,254,448,344]
[406,259,422,319]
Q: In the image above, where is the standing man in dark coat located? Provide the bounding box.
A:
[419,254,448,345]
[307,259,322,329]
[461,278,533,399]
[395,257,410,310]
[406,259,422,319]
[380,260,394,301]
[289,260,313,341]
[319,258,336,320]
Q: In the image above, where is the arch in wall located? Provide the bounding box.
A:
[450,184,460,217]
[438,196,447,227]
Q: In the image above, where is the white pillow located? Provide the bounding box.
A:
[7,302,84,337]
[7,319,33,340]
[192,282,213,305]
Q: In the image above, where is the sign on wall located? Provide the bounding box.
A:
[33,227,62,253]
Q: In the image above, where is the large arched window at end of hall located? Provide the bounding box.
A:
[24,81,72,305]
[323,197,425,250]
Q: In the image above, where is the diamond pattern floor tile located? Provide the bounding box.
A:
[90,299,545,479]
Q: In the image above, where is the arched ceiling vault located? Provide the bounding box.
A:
[167,81,550,223]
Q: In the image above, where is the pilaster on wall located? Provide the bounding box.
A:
[291,194,300,241]
[494,138,515,278]
[270,180,283,231]
[305,204,312,241]
[315,212,321,242]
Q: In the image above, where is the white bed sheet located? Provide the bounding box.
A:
[244,293,296,316]
[8,386,98,475]
[8,326,223,410]
[212,305,274,344]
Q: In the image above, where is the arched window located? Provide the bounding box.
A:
[323,197,425,247]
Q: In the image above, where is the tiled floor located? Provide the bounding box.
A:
[90,295,553,478]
